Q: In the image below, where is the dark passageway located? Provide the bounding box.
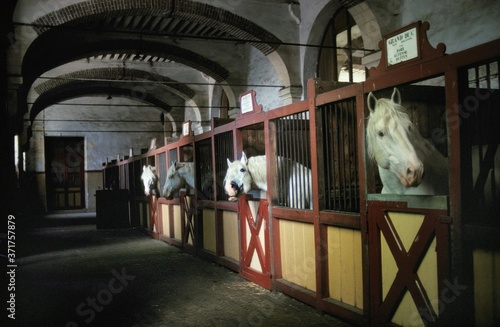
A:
[12,218,352,327]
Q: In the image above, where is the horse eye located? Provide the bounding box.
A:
[377,131,385,137]
[240,168,246,173]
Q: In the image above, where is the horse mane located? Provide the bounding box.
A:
[141,165,157,181]
[166,162,177,179]
[366,98,414,160]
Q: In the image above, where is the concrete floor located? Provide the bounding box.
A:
[9,216,355,327]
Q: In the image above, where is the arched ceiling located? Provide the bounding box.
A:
[14,0,287,144]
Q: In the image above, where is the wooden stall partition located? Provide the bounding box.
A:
[457,51,500,327]
[471,247,500,327]
[315,82,368,325]
[222,209,239,263]
[158,202,171,243]
[278,219,316,291]
[201,208,216,253]
[194,132,216,260]
[326,226,364,310]
[193,121,240,272]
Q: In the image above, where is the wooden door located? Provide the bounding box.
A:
[45,137,85,210]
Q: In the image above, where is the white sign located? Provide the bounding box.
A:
[182,121,190,136]
[240,93,254,114]
[386,27,418,66]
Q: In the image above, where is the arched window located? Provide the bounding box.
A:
[317,7,366,82]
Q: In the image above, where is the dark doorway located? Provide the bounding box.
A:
[45,137,85,210]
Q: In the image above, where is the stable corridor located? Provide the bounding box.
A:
[12,217,353,327]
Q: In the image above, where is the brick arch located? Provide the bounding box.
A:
[34,68,197,100]
[19,36,230,119]
[32,0,281,55]
[28,82,173,124]
[22,37,229,86]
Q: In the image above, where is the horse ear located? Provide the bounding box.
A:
[241,151,248,164]
[227,158,232,167]
[143,165,146,171]
[367,92,377,113]
[391,88,401,105]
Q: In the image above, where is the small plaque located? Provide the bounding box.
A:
[182,121,191,136]
[240,93,254,114]
[386,26,418,66]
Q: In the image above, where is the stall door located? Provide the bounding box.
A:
[45,137,85,210]
[368,200,451,326]
[239,195,272,290]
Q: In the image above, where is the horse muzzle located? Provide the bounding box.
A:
[224,180,242,200]
[402,165,424,187]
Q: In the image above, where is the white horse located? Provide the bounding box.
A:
[163,161,195,199]
[141,165,159,196]
[366,88,449,195]
[224,152,313,209]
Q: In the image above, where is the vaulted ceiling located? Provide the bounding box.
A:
[10,0,304,147]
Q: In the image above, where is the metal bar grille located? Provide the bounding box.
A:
[168,149,178,164]
[461,58,499,225]
[274,112,312,209]
[133,160,142,194]
[215,131,233,201]
[319,98,359,212]
[195,138,214,200]
[157,152,167,197]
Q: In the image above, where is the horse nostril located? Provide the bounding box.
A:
[230,181,239,190]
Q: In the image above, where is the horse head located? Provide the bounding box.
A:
[141,165,158,196]
[163,161,186,200]
[366,88,424,189]
[224,152,253,201]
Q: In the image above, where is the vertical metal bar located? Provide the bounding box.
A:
[325,105,330,210]
[290,114,302,208]
[298,114,302,208]
[322,106,328,209]
[277,119,284,206]
[335,102,340,210]
[344,99,355,211]
[352,98,359,211]
[328,104,333,210]
[293,114,298,208]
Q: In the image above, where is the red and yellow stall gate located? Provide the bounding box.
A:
[368,198,451,326]
[239,195,272,290]
[148,195,160,239]
[180,191,196,251]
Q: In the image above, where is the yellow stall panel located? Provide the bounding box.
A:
[279,220,316,292]
[161,204,170,236]
[474,248,500,327]
[327,226,363,309]
[203,209,216,253]
[173,204,182,240]
[223,211,239,261]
